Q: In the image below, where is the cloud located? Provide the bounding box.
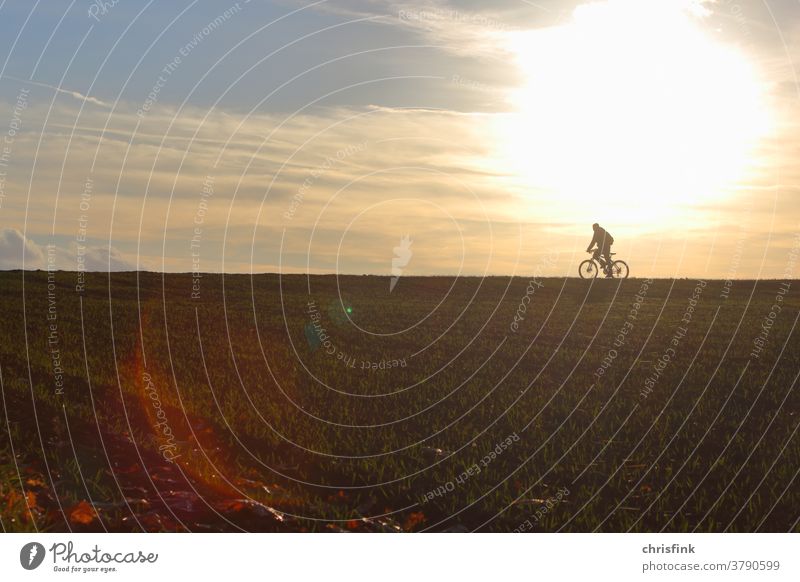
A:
[291,0,539,59]
[1,49,797,279]
[77,244,138,271]
[0,228,45,269]
[0,228,137,271]
[3,75,110,108]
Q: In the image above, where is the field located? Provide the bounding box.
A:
[1,270,798,532]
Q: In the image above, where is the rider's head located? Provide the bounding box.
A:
[592,222,599,230]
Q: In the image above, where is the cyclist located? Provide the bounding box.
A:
[586,223,614,278]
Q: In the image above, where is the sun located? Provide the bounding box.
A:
[495,0,772,227]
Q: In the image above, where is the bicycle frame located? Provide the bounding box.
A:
[591,250,612,272]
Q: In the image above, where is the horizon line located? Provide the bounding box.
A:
[2,269,796,282]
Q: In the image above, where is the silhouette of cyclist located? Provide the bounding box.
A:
[586,223,614,278]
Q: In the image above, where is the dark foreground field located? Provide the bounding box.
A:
[1,271,798,532]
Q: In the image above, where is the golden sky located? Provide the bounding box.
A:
[0,0,798,278]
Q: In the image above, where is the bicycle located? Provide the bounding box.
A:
[579,251,629,279]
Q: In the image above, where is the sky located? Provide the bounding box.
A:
[0,0,798,278]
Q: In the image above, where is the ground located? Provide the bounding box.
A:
[0,271,798,532]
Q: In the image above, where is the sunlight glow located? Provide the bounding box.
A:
[496,0,772,226]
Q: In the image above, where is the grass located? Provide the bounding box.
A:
[0,270,798,532]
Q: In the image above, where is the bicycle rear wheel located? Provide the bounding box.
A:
[579,259,599,279]
[610,260,629,279]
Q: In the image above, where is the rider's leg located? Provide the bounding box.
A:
[594,249,605,268]
[602,244,612,276]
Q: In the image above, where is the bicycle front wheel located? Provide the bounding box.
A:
[579,259,599,279]
[610,260,629,279]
